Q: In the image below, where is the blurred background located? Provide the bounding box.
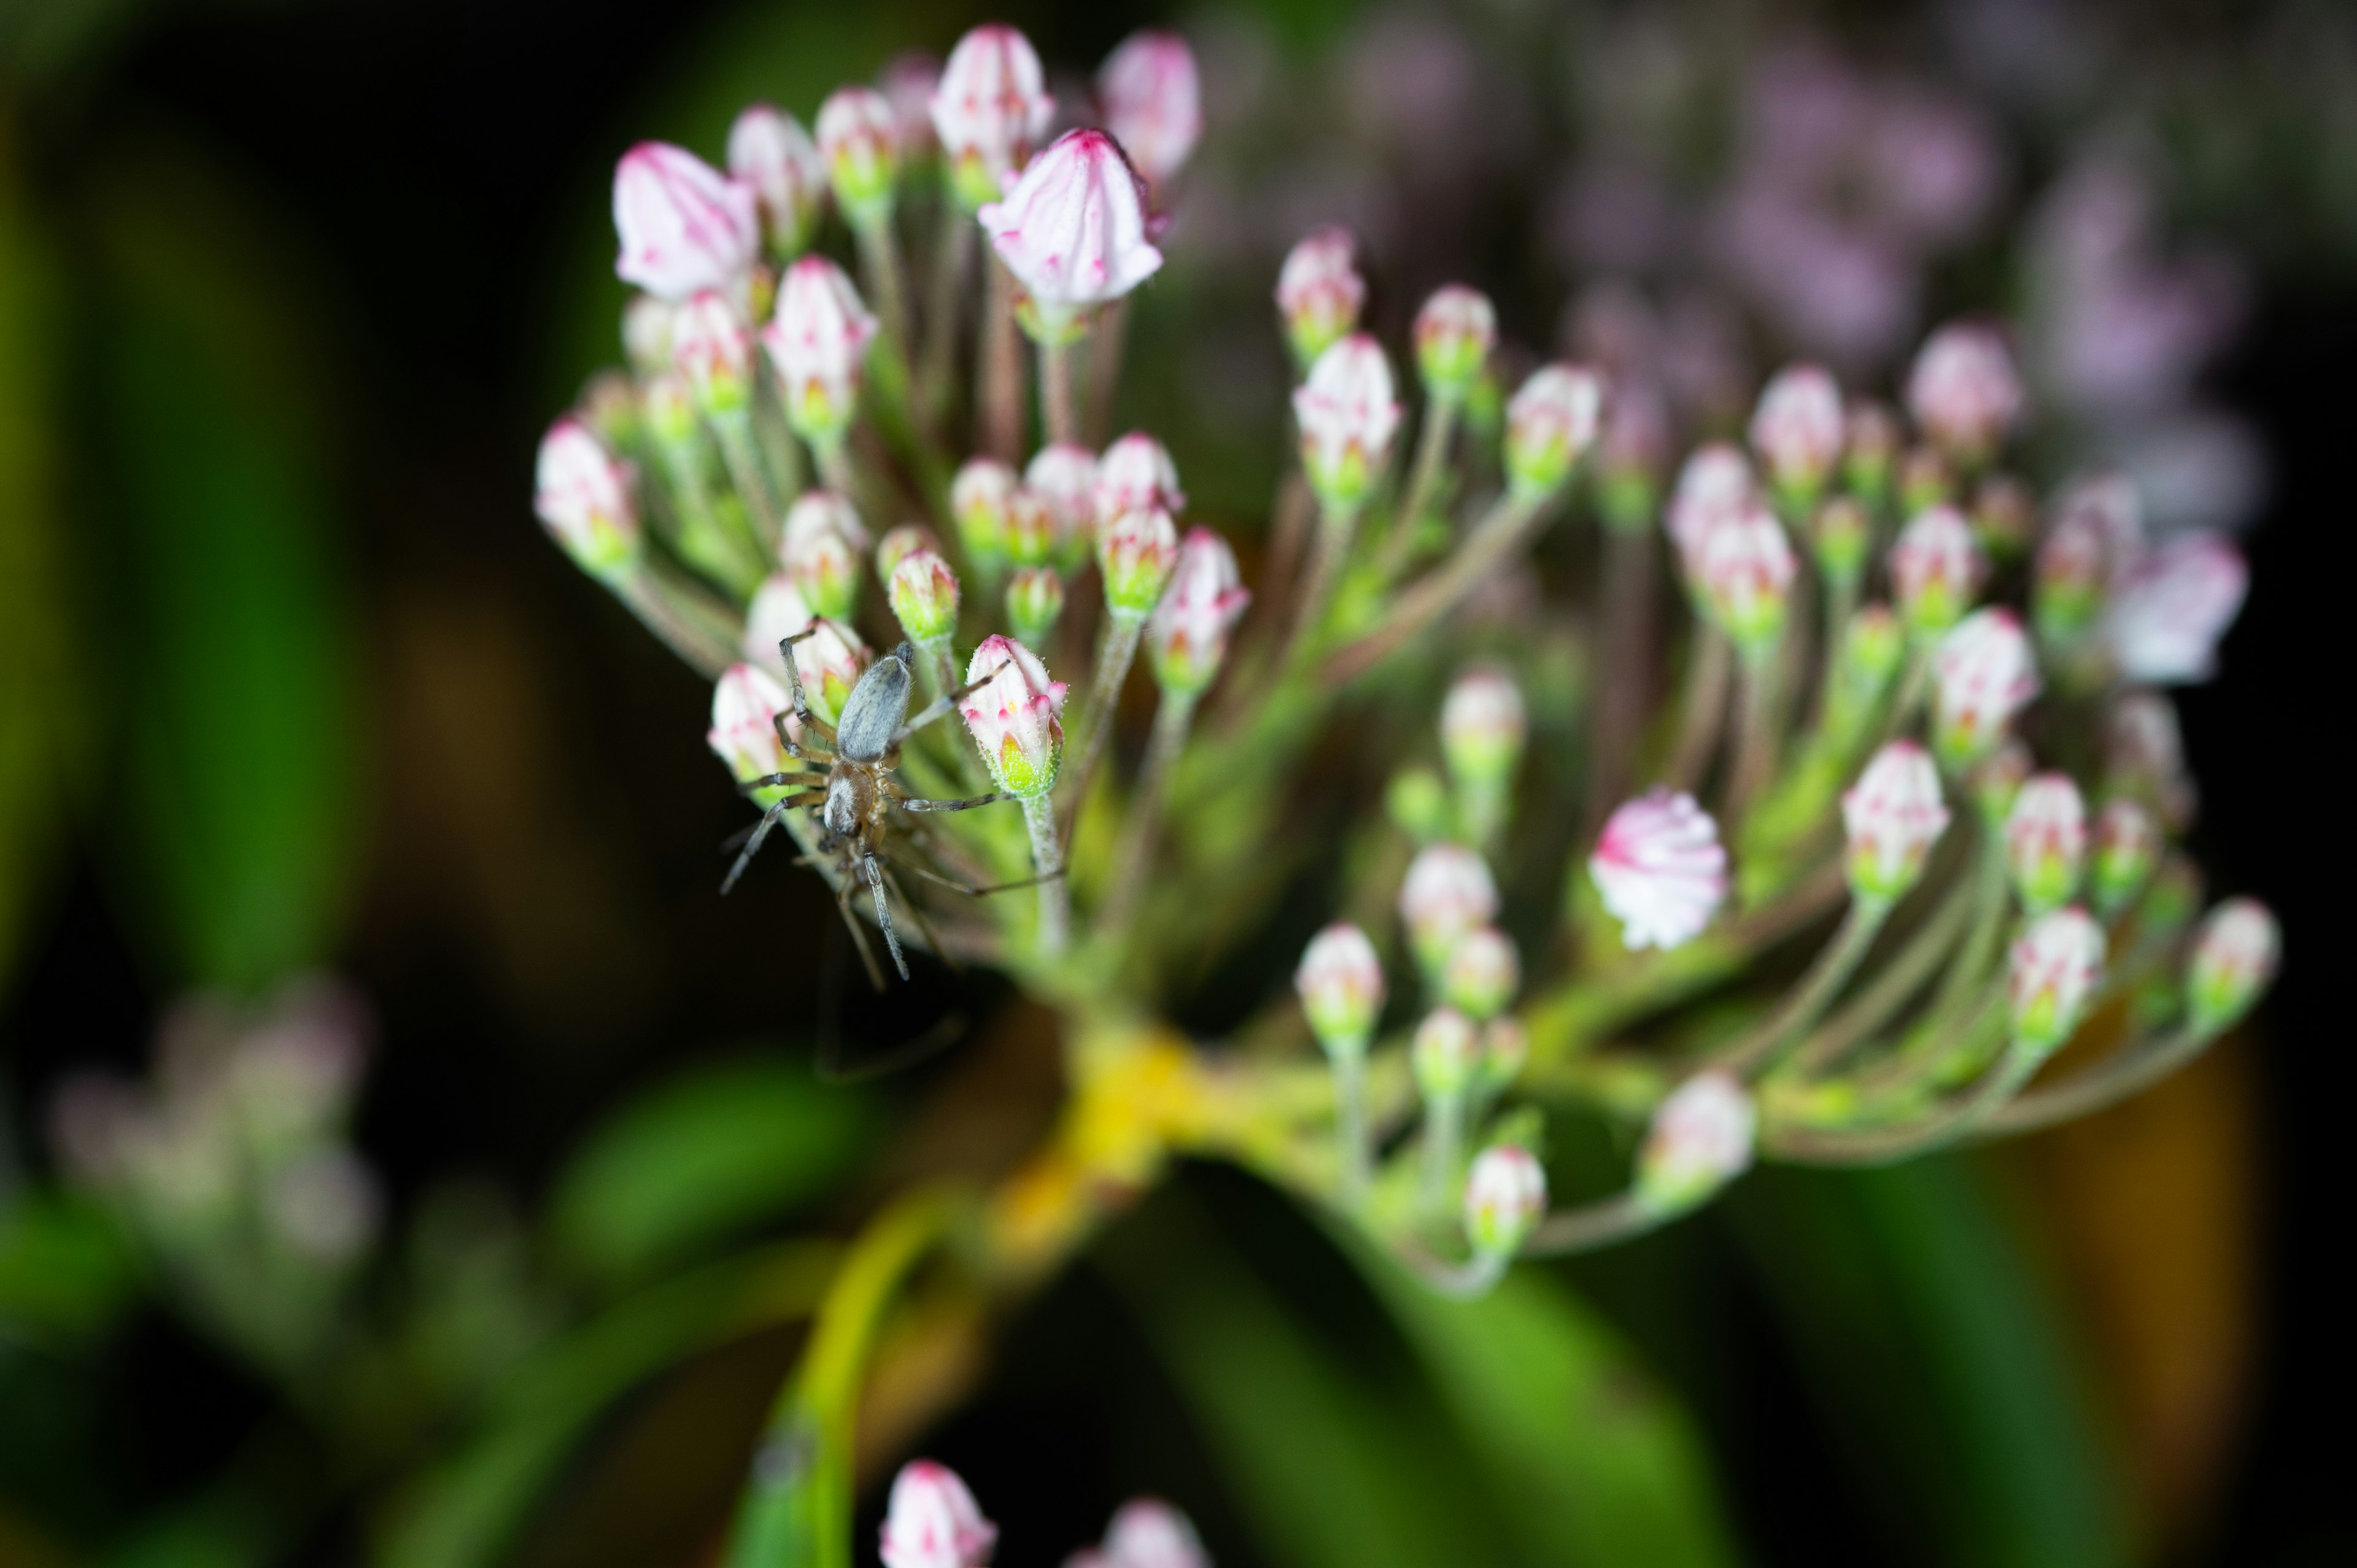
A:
[0,0,2348,1564]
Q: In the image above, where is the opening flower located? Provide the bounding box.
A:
[612,141,759,302]
[980,128,1164,325]
[1590,790,1728,951]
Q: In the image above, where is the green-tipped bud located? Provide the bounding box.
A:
[2185,898,2278,1036]
[875,522,942,580]
[1097,506,1180,619]
[815,86,899,225]
[1502,363,1604,501]
[1970,473,2035,562]
[1387,768,1453,845]
[1971,739,2032,826]
[1005,566,1066,649]
[1294,334,1403,514]
[1897,444,1954,517]
[1477,1017,1527,1097]
[951,458,1017,575]
[1842,400,1899,509]
[1810,495,1871,589]
[535,419,642,580]
[1842,742,1951,905]
[1439,666,1525,790]
[2005,773,2088,916]
[1889,504,1987,638]
[887,549,961,643]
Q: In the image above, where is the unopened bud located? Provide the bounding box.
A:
[1098,29,1201,190]
[2005,773,2088,916]
[2105,531,2248,687]
[1889,504,1987,636]
[1094,431,1185,523]
[2034,498,2111,645]
[1663,443,1755,572]
[1503,363,1605,501]
[1294,334,1403,513]
[1414,285,1496,402]
[1147,528,1249,693]
[1749,363,1844,511]
[931,24,1054,210]
[1442,927,1519,1021]
[1005,566,1067,649]
[671,290,755,414]
[879,1459,996,1568]
[1897,445,1954,516]
[1590,789,1728,951]
[579,370,640,447]
[1970,473,2035,562]
[1478,1017,1528,1095]
[1412,1008,1481,1101]
[1906,320,2022,466]
[1098,506,1182,619]
[981,129,1163,328]
[746,577,870,725]
[2185,898,2279,1036]
[1003,485,1057,568]
[881,54,943,167]
[1440,666,1525,790]
[2090,797,2160,918]
[2104,692,2195,832]
[1970,738,2034,826]
[1101,1499,1208,1568]
[1842,400,1900,508]
[706,663,795,785]
[1932,609,2040,768]
[1027,442,1101,569]
[1810,496,1871,589]
[816,85,900,224]
[1387,767,1453,845]
[612,142,759,303]
[952,458,1018,573]
[1693,502,1797,655]
[2008,906,2105,1052]
[1399,843,1500,974]
[641,368,697,446]
[1275,226,1365,369]
[1464,1145,1546,1257]
[1636,1072,1755,1213]
[764,256,878,445]
[1596,382,1669,533]
[622,295,675,376]
[1842,741,1951,904]
[534,419,641,577]
[876,523,942,579]
[1295,923,1385,1057]
[961,635,1067,797]
[781,491,869,622]
[888,550,961,643]
[728,106,827,258]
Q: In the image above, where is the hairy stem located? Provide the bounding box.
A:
[1021,793,1070,957]
[1097,686,1198,942]
[1085,298,1131,446]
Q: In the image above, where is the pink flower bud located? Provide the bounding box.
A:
[1102,1499,1207,1568]
[706,663,795,783]
[1888,504,1988,635]
[1026,442,1101,568]
[980,128,1163,322]
[1440,666,1525,787]
[877,523,942,580]
[1843,399,1900,502]
[641,368,697,446]
[1412,1006,1481,1100]
[1749,363,1845,505]
[1596,381,1670,530]
[2033,487,2121,644]
[670,289,755,413]
[1693,501,1798,654]
[1898,444,1955,516]
[932,25,1055,209]
[2008,906,2105,1052]
[727,106,827,257]
[1147,528,1249,692]
[1665,443,1755,568]
[622,294,675,374]
[816,85,900,221]
[1905,321,2022,464]
[763,256,878,444]
[1637,1072,1755,1211]
[1006,566,1067,649]
[1464,1145,1547,1257]
[782,490,870,620]
[1002,485,1058,568]
[1093,431,1185,521]
[1841,741,1951,903]
[888,550,961,643]
[2005,773,2088,915]
[1414,285,1497,400]
[612,142,759,302]
[951,458,1018,569]
[1275,226,1366,369]
[1503,363,1605,501]
[961,635,1067,797]
[744,576,869,725]
[2090,797,2160,917]
[2105,693,2194,831]
[1932,608,2041,767]
[880,1459,997,1568]
[2186,897,2279,1035]
[1589,789,1728,951]
[1442,926,1519,1020]
[534,419,640,576]
[1294,333,1402,512]
[1296,922,1385,1054]
[1098,506,1182,619]
[882,53,943,162]
[1097,29,1201,188]
[1400,843,1500,973]
[2105,531,2248,686]
[1811,495,1871,586]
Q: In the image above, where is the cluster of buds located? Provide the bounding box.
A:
[880,1460,1207,1568]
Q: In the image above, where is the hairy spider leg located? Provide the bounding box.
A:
[892,660,1010,746]
[778,630,841,747]
[738,766,823,797]
[832,872,888,989]
[889,782,1008,813]
[771,710,831,765]
[721,788,826,892]
[899,860,1069,897]
[862,851,910,979]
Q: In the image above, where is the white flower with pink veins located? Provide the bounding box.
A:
[2105,531,2249,685]
[1590,789,1729,951]
[978,128,1163,317]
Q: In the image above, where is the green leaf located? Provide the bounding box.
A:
[550,1056,873,1286]
[1728,1157,2129,1568]
[0,1191,137,1341]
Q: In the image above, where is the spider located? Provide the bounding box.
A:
[724,629,1046,986]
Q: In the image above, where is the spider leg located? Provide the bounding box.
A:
[738,768,821,797]
[880,863,961,976]
[892,663,1004,744]
[834,874,887,990]
[894,790,1008,813]
[862,851,911,981]
[900,861,1069,897]
[770,709,833,764]
[719,790,824,892]
[778,630,841,747]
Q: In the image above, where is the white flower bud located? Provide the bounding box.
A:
[1589,790,1727,951]
[1464,1145,1547,1258]
[1637,1072,1755,1213]
[1841,741,1951,904]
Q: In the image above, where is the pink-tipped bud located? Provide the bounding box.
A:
[888,549,961,643]
[1693,501,1797,654]
[2034,493,2115,644]
[1749,363,1845,507]
[1101,1499,1208,1568]
[612,142,759,302]
[670,290,756,413]
[782,491,869,621]
[1637,1072,1755,1213]
[1843,399,1901,504]
[1442,927,1519,1021]
[1027,442,1101,569]
[1842,741,1951,903]
[1275,226,1365,369]
[2105,531,2248,686]
[1293,333,1403,512]
[1502,363,1604,501]
[961,635,1067,797]
[1005,566,1067,649]
[1296,922,1385,1056]
[641,368,698,446]
[815,85,900,222]
[1097,29,1201,189]
[745,576,869,725]
[951,458,1018,570]
[1098,506,1182,619]
[2008,906,2105,1052]
[728,106,827,257]
[1664,443,1755,568]
[1888,504,1988,636]
[1906,321,2022,465]
[980,128,1164,324]
[879,1459,997,1568]
[1596,381,1670,531]
[1932,608,2041,768]
[2090,797,2160,919]
[534,419,640,577]
[2186,898,2279,1035]
[706,663,795,784]
[1412,1007,1481,1100]
[932,25,1055,210]
[2005,773,2088,915]
[1440,666,1525,789]
[1464,1145,1547,1257]
[877,523,942,580]
[1590,789,1728,951]
[1094,431,1185,522]
[1898,444,1955,516]
[1002,485,1058,568]
[763,256,878,444]
[1147,528,1249,693]
[1399,843,1500,973]
[1414,285,1497,401]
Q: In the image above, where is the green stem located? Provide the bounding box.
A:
[1418,1088,1466,1224]
[1097,685,1198,943]
[1927,825,2011,1025]
[916,217,973,427]
[1976,1024,2215,1137]
[1712,895,1891,1076]
[1786,872,1976,1075]
[1585,522,1658,837]
[712,409,781,556]
[853,214,914,379]
[1333,1048,1371,1203]
[1320,489,1552,686]
[1085,297,1131,446]
[1725,645,1782,825]
[611,558,746,678]
[1274,503,1360,679]
[1021,793,1069,957]
[1059,609,1144,843]
[1665,624,1733,794]
[1377,396,1458,579]
[1522,1191,1663,1257]
[978,257,1024,462]
[1766,1034,2046,1165]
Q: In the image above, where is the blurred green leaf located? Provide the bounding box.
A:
[1728,1157,2130,1568]
[85,141,361,992]
[550,1055,873,1287]
[0,1191,136,1340]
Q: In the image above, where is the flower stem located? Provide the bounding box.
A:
[711,409,782,555]
[1521,1191,1663,1257]
[1665,624,1733,794]
[853,212,915,379]
[1039,334,1080,447]
[916,217,973,427]
[1097,685,1198,943]
[1725,646,1782,824]
[613,558,746,678]
[1059,609,1144,844]
[1786,872,1976,1075]
[1419,1089,1466,1222]
[1585,521,1658,837]
[1275,503,1360,676]
[1377,396,1458,579]
[1085,297,1131,446]
[1320,489,1552,686]
[1976,1023,2214,1136]
[1713,894,1891,1076]
[978,257,1024,461]
[1021,793,1070,957]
